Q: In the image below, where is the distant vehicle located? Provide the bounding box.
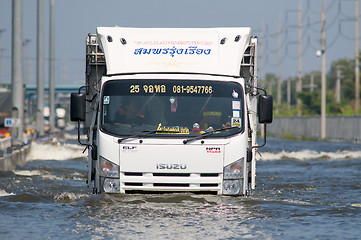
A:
[43,105,50,132]
[56,107,66,129]
[43,106,67,130]
[71,27,273,196]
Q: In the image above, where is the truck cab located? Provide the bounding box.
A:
[71,27,273,196]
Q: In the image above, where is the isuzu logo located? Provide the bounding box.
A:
[156,163,187,169]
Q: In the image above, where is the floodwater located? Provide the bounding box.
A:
[1,136,361,239]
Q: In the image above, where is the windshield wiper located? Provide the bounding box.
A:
[118,130,179,143]
[118,127,239,144]
[183,126,240,144]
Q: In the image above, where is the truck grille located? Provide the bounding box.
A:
[121,172,221,194]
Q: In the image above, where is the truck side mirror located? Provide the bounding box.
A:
[258,95,273,124]
[70,93,86,122]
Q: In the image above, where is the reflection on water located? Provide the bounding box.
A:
[72,194,266,239]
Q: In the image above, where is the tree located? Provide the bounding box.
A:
[263,54,360,116]
[263,73,278,96]
[328,58,355,104]
[297,91,320,115]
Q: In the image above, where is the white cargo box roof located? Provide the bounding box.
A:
[97,27,251,77]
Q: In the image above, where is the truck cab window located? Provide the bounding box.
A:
[101,79,244,138]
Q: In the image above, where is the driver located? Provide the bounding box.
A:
[115,98,145,125]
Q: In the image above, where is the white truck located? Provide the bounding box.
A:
[71,27,273,196]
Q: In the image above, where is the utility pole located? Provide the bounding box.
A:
[49,0,55,132]
[277,18,282,105]
[0,29,5,83]
[335,66,342,104]
[303,73,316,92]
[297,4,303,113]
[355,0,360,112]
[11,0,24,144]
[0,48,4,83]
[22,39,31,84]
[287,79,291,109]
[37,0,44,136]
[321,0,327,140]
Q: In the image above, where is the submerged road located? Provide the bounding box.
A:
[0,137,360,239]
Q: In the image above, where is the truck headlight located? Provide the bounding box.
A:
[223,180,242,195]
[223,159,243,195]
[102,178,120,193]
[99,156,119,177]
[223,159,243,179]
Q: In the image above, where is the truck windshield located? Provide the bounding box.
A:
[101,79,244,138]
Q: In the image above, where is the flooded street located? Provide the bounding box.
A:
[1,137,361,239]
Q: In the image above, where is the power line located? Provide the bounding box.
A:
[261,0,359,78]
[306,0,321,16]
[327,0,339,11]
[339,19,361,40]
[339,0,357,18]
[326,32,340,48]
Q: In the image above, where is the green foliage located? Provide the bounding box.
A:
[328,58,355,103]
[273,103,299,117]
[262,73,278,96]
[325,91,342,115]
[296,91,320,115]
[267,55,361,116]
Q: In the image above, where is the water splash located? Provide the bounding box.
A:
[0,189,15,197]
[54,192,90,203]
[27,142,86,161]
[258,149,361,161]
[13,170,42,176]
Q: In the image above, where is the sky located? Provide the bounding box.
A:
[0,0,359,87]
